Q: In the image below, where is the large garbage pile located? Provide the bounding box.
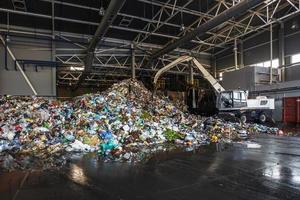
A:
[203,117,278,142]
[0,79,278,171]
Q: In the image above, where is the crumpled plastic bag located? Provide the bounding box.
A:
[66,140,94,152]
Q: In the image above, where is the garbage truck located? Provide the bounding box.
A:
[153,55,274,123]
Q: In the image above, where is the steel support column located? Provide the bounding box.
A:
[278,22,285,82]
[234,38,238,69]
[270,23,273,84]
[131,43,136,79]
[212,56,217,78]
[51,0,56,96]
[189,65,196,109]
[4,35,8,70]
[239,39,244,68]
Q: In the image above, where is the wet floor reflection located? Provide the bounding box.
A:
[69,164,88,185]
[1,135,300,200]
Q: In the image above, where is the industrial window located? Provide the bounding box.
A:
[254,62,264,67]
[263,59,279,68]
[291,53,300,64]
[219,72,223,81]
[271,59,279,68]
[263,61,271,67]
[252,59,279,68]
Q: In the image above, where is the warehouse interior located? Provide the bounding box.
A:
[1,0,300,199]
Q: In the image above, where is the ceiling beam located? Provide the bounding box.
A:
[0,23,211,57]
[74,0,126,90]
[150,0,263,60]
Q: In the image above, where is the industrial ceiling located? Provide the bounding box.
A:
[0,0,299,87]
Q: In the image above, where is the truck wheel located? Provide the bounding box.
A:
[259,113,267,123]
[240,114,247,123]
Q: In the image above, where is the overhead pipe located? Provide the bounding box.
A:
[74,0,126,90]
[150,0,262,59]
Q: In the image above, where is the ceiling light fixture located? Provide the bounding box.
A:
[291,21,299,30]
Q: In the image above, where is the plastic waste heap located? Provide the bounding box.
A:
[0,79,278,171]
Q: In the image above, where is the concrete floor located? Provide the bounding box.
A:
[1,135,300,200]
